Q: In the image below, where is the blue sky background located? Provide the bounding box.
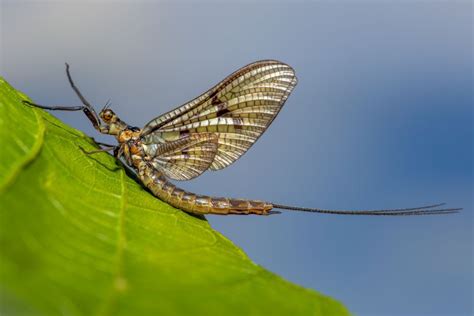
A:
[2,1,472,315]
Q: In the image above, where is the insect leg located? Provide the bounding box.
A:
[79,145,116,155]
[23,63,107,133]
[23,100,85,111]
[87,137,115,148]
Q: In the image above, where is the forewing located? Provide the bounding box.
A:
[141,60,297,171]
[145,133,218,181]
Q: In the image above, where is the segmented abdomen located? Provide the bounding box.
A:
[137,162,273,215]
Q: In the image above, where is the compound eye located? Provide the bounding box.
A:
[101,109,114,122]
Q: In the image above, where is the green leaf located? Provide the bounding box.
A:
[0,77,350,316]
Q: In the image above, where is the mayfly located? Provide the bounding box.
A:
[24,60,461,216]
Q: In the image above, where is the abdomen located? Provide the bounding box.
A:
[137,162,273,215]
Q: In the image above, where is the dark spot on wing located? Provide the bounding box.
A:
[211,95,221,105]
[216,108,230,117]
[182,148,190,159]
[233,118,243,130]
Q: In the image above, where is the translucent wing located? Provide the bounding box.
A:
[140,60,297,176]
[145,133,218,181]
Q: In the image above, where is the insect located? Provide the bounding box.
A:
[24,60,461,216]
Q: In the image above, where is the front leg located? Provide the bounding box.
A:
[23,63,109,133]
[24,100,110,134]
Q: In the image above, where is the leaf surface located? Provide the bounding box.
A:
[0,78,350,316]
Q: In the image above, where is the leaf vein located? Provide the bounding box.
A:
[0,108,45,194]
[96,169,128,316]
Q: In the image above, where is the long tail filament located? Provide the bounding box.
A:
[271,202,461,216]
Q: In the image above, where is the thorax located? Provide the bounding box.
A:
[116,128,146,168]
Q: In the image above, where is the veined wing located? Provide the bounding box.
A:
[141,60,297,176]
[145,133,218,181]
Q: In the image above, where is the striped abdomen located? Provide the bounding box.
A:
[137,162,273,215]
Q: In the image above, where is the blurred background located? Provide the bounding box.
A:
[1,1,472,315]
